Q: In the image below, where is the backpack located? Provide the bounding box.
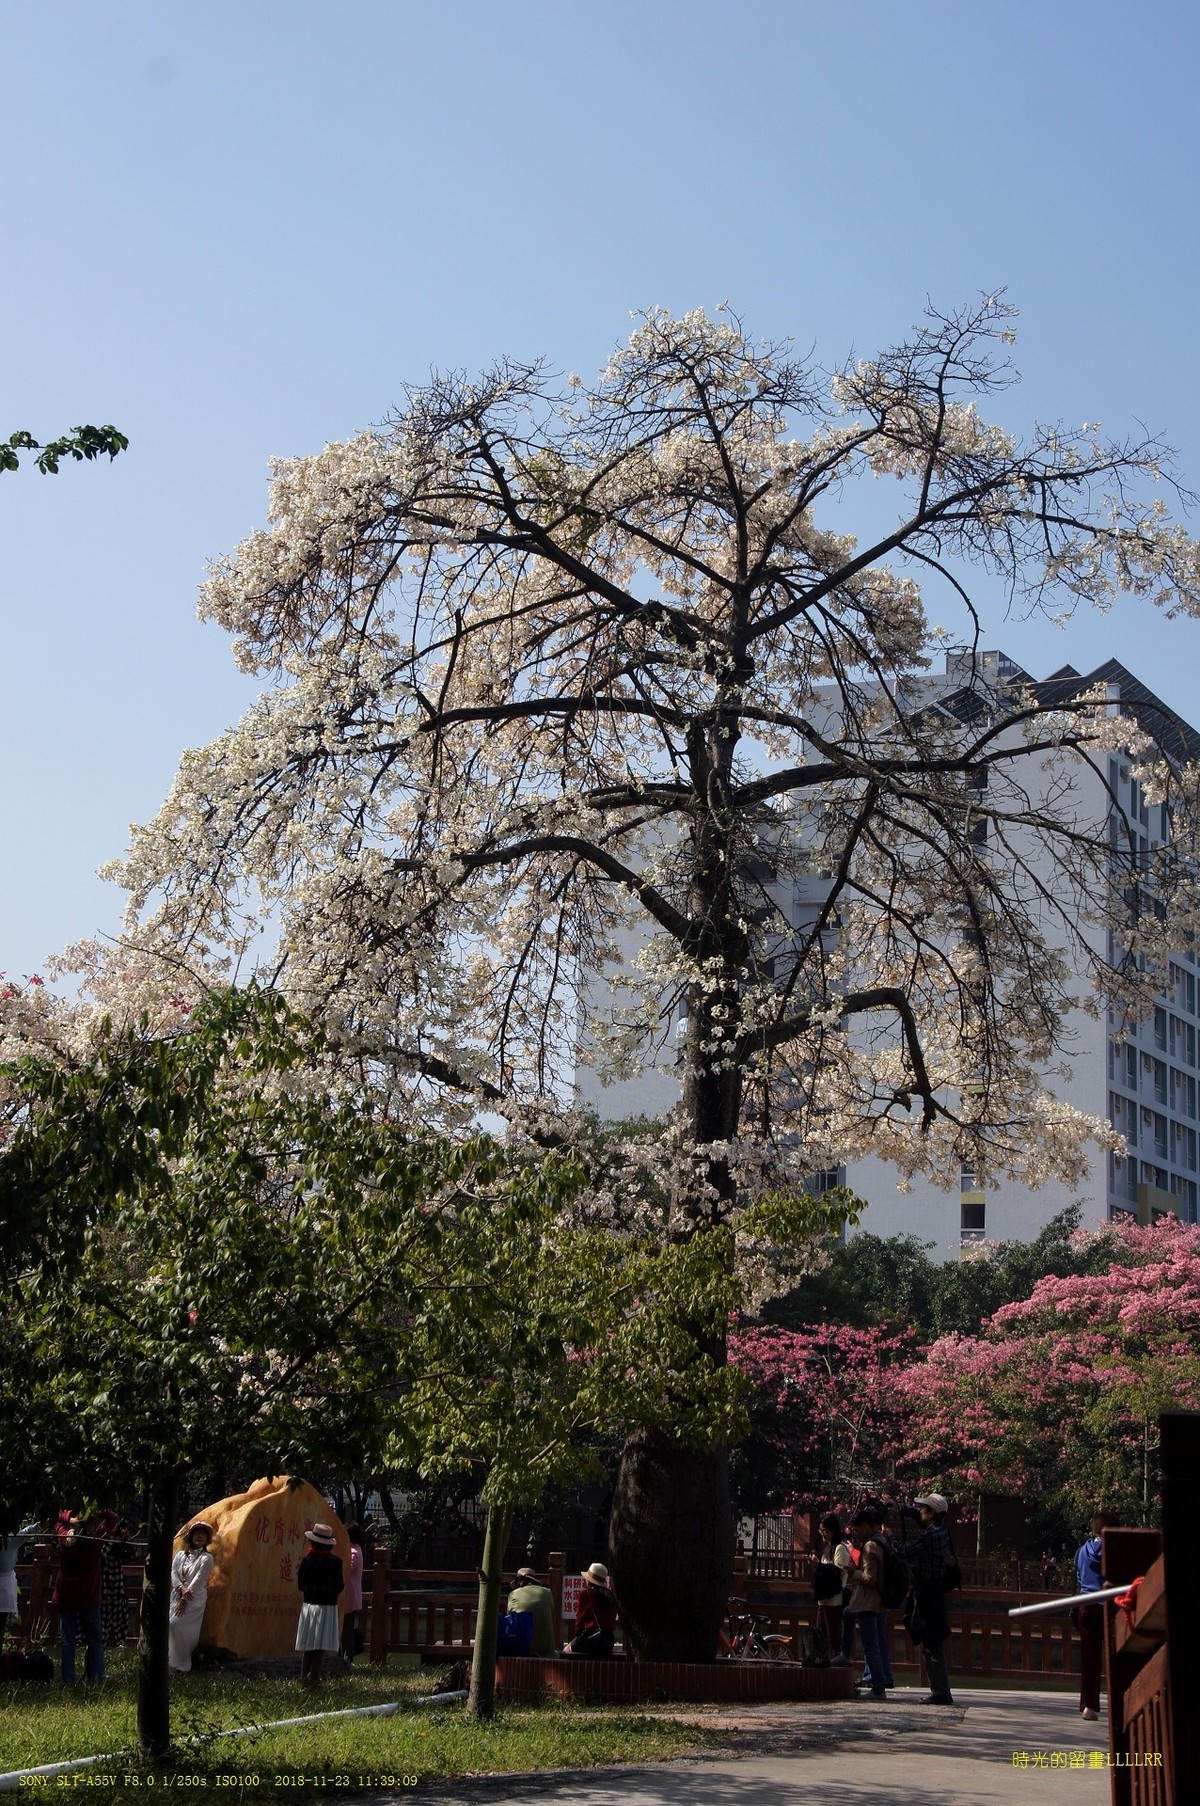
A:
[878,1540,909,1611]
[942,1530,963,1594]
[0,1649,53,1684]
[495,1609,533,1657]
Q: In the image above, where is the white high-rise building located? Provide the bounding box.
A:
[575,651,1200,1262]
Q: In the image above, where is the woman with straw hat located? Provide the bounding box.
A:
[564,1562,617,1658]
[295,1524,344,1686]
[169,1520,215,1673]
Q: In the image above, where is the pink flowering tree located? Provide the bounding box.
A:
[729,1321,919,1513]
[896,1218,1200,1525]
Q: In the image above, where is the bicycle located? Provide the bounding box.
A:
[718,1595,801,1662]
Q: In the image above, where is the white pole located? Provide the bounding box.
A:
[1008,1584,1131,1619]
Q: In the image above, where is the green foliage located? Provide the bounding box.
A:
[0,986,457,1522]
[1,424,128,475]
[0,980,756,1568]
[401,1198,749,1515]
[763,1206,1113,1337]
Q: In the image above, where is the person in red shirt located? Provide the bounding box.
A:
[340,1522,364,1664]
[53,1511,117,1683]
[564,1562,617,1658]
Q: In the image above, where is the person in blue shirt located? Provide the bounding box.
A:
[1074,1511,1114,1721]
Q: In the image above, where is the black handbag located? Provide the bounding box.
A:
[813,1560,843,1602]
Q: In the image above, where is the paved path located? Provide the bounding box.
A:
[408,1688,1111,1806]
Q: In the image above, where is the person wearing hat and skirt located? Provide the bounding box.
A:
[890,1493,955,1706]
[169,1520,215,1673]
[565,1562,617,1658]
[296,1524,344,1685]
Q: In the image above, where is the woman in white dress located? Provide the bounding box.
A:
[169,1520,215,1672]
[295,1524,343,1685]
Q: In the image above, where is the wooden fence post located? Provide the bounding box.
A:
[549,1551,564,1648]
[27,1544,51,1643]
[1161,1410,1199,1801]
[368,1546,391,1666]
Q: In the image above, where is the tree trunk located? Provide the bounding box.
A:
[467,1503,511,1720]
[606,704,742,1660]
[609,1432,734,1660]
[137,1470,180,1763]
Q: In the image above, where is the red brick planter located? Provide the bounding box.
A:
[496,1655,855,1703]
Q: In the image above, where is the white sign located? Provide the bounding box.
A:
[560,1574,584,1622]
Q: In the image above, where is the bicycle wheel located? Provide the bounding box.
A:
[760,1634,796,1662]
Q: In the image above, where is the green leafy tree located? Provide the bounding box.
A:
[401,1186,746,1712]
[399,1180,847,1707]
[764,1207,1117,1338]
[0,984,809,1739]
[0,987,456,1760]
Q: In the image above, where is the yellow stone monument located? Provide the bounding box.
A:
[176,1477,349,1660]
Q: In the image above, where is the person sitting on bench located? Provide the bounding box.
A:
[565,1562,617,1657]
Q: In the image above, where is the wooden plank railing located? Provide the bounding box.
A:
[14,1540,1084,1686]
[737,1598,1081,1686]
[14,1546,144,1645]
[741,1547,1074,1595]
[362,1551,566,1660]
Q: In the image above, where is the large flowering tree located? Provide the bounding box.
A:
[75,298,1200,1655]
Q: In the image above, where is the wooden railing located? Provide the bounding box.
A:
[14,1541,1082,1686]
[722,1596,1081,1686]
[14,1546,144,1645]
[365,1552,566,1663]
[741,1546,1074,1596]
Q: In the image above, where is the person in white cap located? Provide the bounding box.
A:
[564,1562,617,1658]
[890,1494,954,1705]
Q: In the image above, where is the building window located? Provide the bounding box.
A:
[1170,964,1195,1015]
[1170,1175,1198,1222]
[960,1200,986,1245]
[1110,1154,1137,1205]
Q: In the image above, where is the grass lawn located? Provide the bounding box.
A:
[0,1652,715,1799]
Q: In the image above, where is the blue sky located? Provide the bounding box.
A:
[2,0,1198,980]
